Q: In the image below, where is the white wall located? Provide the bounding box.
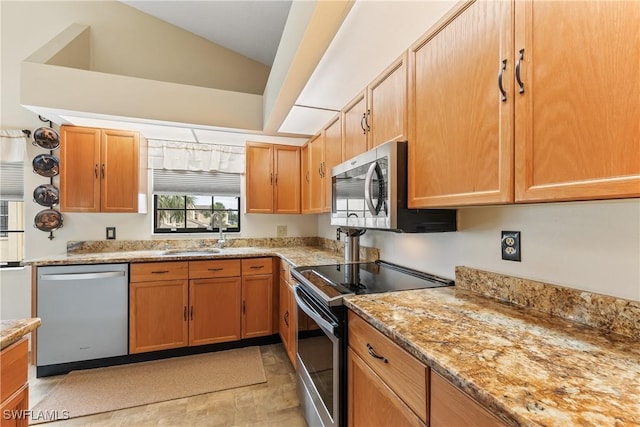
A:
[319,199,640,301]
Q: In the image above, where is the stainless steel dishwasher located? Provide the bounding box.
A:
[36,263,128,375]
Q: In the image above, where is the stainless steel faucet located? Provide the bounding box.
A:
[212,212,226,249]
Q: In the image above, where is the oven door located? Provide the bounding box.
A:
[295,285,342,427]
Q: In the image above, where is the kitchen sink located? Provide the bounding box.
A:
[162,248,221,256]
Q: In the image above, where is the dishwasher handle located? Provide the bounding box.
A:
[39,271,126,281]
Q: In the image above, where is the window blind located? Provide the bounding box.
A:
[0,162,24,200]
[153,169,241,196]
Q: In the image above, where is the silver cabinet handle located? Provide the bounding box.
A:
[498,59,507,102]
[516,49,525,94]
[366,343,388,363]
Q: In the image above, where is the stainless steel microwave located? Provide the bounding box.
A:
[330,140,457,232]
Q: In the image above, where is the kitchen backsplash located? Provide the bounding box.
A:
[67,237,380,261]
[456,266,640,340]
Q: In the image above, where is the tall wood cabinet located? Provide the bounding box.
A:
[514,0,640,202]
[278,260,297,367]
[408,0,640,208]
[408,0,514,208]
[60,125,147,213]
[343,53,408,160]
[245,142,301,214]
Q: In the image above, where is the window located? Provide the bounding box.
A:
[152,169,241,234]
[0,200,24,267]
[154,195,240,233]
[0,160,24,268]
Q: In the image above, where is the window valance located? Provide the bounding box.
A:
[148,140,245,174]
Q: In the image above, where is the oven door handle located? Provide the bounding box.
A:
[294,286,338,333]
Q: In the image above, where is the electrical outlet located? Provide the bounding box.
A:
[501,231,521,261]
[276,225,287,237]
[106,227,116,240]
[336,229,341,241]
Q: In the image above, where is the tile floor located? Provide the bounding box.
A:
[29,344,307,426]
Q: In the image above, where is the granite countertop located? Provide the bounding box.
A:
[1,318,41,350]
[25,245,349,268]
[344,288,640,426]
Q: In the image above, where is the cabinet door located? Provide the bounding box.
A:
[408,0,514,207]
[0,385,29,427]
[301,143,311,213]
[246,142,274,213]
[100,129,139,212]
[278,278,290,350]
[189,277,241,346]
[515,0,640,202]
[241,274,273,338]
[60,126,101,212]
[431,371,508,427]
[348,349,425,427]
[308,134,324,213]
[285,283,297,368]
[274,145,301,214]
[368,53,407,149]
[322,115,342,212]
[129,280,188,353]
[342,91,368,160]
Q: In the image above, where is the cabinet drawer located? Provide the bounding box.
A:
[242,257,273,276]
[189,259,241,279]
[348,311,428,423]
[279,260,293,284]
[0,338,28,403]
[130,262,188,282]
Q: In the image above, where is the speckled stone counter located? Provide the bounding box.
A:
[25,237,379,267]
[1,318,41,349]
[344,279,640,426]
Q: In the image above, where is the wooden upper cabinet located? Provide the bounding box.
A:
[274,145,301,214]
[100,129,140,212]
[408,0,514,208]
[342,91,369,160]
[367,53,408,149]
[245,142,301,214]
[60,125,144,213]
[514,0,640,202]
[322,115,342,212]
[245,142,274,213]
[301,143,311,214]
[60,126,101,212]
[308,134,324,213]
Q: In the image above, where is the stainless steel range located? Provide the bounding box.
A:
[291,260,454,427]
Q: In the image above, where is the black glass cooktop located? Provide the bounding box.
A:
[292,260,454,306]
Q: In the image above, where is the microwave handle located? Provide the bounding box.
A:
[364,162,382,215]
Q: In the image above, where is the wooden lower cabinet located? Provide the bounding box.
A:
[348,349,426,427]
[431,371,508,427]
[129,279,189,354]
[1,338,29,427]
[278,261,297,367]
[241,274,273,338]
[189,277,241,346]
